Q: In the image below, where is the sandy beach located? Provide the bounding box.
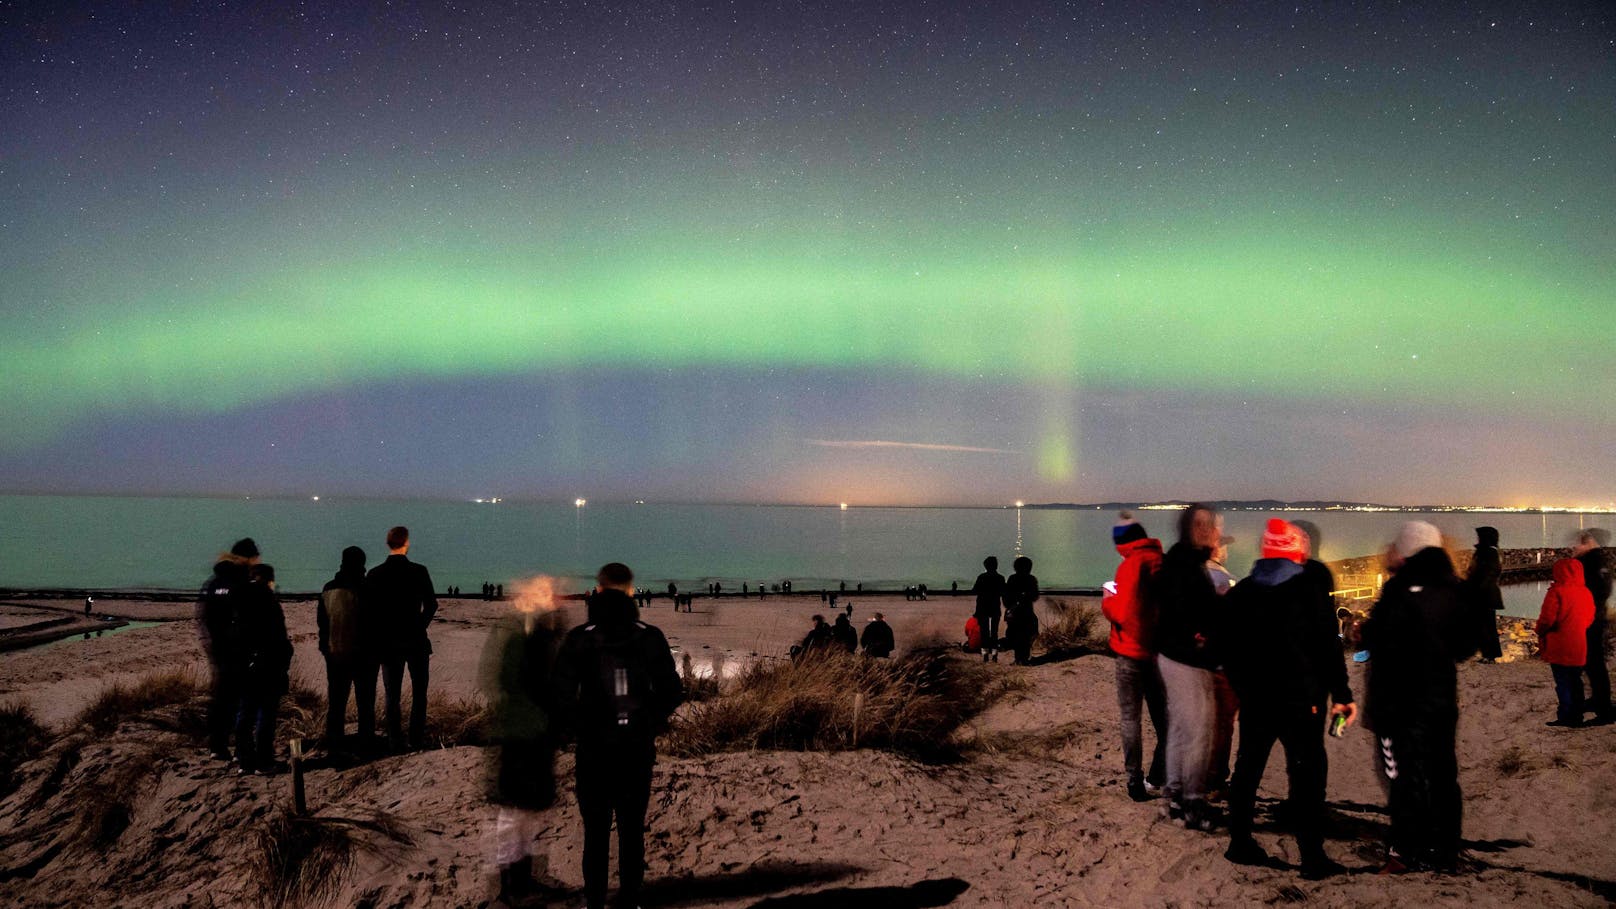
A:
[1,592,1612,908]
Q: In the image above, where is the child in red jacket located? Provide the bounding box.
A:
[1538,558,1596,727]
[1103,512,1167,801]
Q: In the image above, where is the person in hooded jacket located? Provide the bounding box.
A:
[794,614,834,658]
[1536,558,1595,727]
[971,556,1007,663]
[1103,513,1167,802]
[861,612,895,657]
[1465,527,1505,663]
[1360,521,1478,873]
[1220,519,1356,880]
[1004,556,1041,665]
[553,563,683,909]
[1571,530,1613,724]
[318,546,375,751]
[1149,503,1224,831]
[236,563,293,774]
[832,613,859,653]
[197,538,258,761]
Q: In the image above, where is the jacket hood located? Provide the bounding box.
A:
[1475,526,1500,547]
[1250,558,1305,587]
[586,588,640,628]
[1552,558,1586,587]
[1116,537,1164,559]
[325,566,367,590]
[1392,545,1456,587]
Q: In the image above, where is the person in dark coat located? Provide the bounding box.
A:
[366,526,439,751]
[1149,504,1224,831]
[1221,519,1356,879]
[318,546,374,751]
[1572,530,1613,724]
[1465,527,1505,662]
[861,612,895,657]
[1004,556,1041,665]
[831,613,858,653]
[1361,522,1478,873]
[480,581,564,904]
[197,538,258,761]
[970,556,1007,663]
[793,614,834,658]
[236,563,293,774]
[552,563,683,909]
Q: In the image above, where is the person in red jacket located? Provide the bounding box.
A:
[1103,512,1167,802]
[1537,558,1596,728]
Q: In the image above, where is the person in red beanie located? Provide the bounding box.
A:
[1102,512,1167,802]
[1538,558,1596,727]
[1219,518,1356,879]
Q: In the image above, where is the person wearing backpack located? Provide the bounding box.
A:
[553,563,684,909]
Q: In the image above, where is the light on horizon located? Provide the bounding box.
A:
[575,498,587,508]
[1014,500,1025,508]
[839,502,848,511]
[311,495,319,502]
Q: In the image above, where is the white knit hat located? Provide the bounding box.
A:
[1394,520,1443,559]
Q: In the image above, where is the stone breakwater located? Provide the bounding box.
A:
[1326,546,1610,599]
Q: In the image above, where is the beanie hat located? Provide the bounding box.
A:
[230,537,260,559]
[1260,518,1308,564]
[341,545,366,569]
[1394,521,1443,559]
[1113,511,1148,545]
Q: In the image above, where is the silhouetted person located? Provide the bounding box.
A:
[84,596,93,617]
[832,614,858,653]
[861,612,895,657]
[918,583,928,601]
[667,582,677,600]
[951,580,958,595]
[794,614,833,658]
[840,581,846,593]
[367,525,439,751]
[1104,512,1167,802]
[1004,556,1040,665]
[497,583,504,599]
[1538,558,1595,727]
[971,556,1006,663]
[237,563,292,774]
[197,538,258,761]
[1360,521,1477,873]
[1465,526,1505,662]
[553,563,683,909]
[1221,519,1356,879]
[318,546,375,751]
[1572,530,1613,724]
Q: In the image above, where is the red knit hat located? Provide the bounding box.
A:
[1260,518,1308,563]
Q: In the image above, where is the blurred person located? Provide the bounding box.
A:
[317,546,375,752]
[1360,521,1478,873]
[236,563,292,774]
[1206,521,1239,802]
[553,563,683,909]
[197,538,258,762]
[793,614,834,658]
[1004,556,1041,665]
[861,611,895,657]
[1220,519,1356,879]
[367,526,439,751]
[1149,503,1225,831]
[1465,527,1505,663]
[832,613,859,653]
[1536,559,1595,728]
[1102,512,1167,802]
[1572,530,1613,724]
[971,556,1007,663]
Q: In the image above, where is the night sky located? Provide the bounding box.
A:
[2,1,1612,506]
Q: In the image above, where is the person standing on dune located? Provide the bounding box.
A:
[367,525,439,752]
[971,556,1007,663]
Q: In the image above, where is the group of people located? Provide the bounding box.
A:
[791,607,896,658]
[968,555,1041,664]
[1099,505,1614,878]
[197,538,294,774]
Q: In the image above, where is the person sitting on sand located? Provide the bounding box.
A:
[971,556,1007,663]
[1220,519,1356,880]
[1103,512,1167,803]
[552,563,683,909]
[1003,556,1040,665]
[1537,558,1595,728]
[832,613,858,653]
[236,563,293,775]
[861,612,895,657]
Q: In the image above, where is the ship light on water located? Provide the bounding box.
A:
[1014,500,1025,508]
[575,498,588,508]
[840,502,849,511]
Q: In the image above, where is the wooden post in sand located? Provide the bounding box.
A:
[289,737,308,815]
[852,693,864,748]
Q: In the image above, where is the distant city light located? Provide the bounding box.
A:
[575,498,587,508]
[1014,500,1025,508]
[839,502,849,511]
[311,495,319,502]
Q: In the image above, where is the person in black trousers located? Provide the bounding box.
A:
[553,563,684,909]
[1573,530,1613,724]
[367,525,439,751]
[197,538,258,761]
[318,546,375,752]
[1465,527,1505,663]
[1004,556,1041,665]
[971,556,1006,662]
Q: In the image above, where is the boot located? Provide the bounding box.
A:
[496,856,534,905]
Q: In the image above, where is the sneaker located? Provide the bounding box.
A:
[1144,780,1164,797]
[1182,800,1220,832]
[1300,856,1346,879]
[1224,837,1268,866]
[1160,799,1184,821]
[209,749,233,762]
[1545,719,1583,728]
[1585,711,1616,727]
[1127,780,1150,802]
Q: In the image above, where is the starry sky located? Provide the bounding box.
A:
[1,1,1612,506]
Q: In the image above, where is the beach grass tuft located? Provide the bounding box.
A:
[72,668,204,735]
[0,700,50,798]
[1036,598,1110,658]
[254,807,412,909]
[423,693,490,748]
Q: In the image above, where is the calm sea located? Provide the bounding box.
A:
[0,495,1601,616]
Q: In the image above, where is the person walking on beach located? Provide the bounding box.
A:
[1220,519,1356,879]
[1465,527,1505,663]
[553,563,684,909]
[1572,530,1613,724]
[197,538,258,762]
[861,612,895,657]
[236,563,293,774]
[1536,558,1595,727]
[971,556,1007,663]
[1004,556,1040,665]
[1360,521,1477,873]
[1103,512,1167,802]
[367,526,439,752]
[318,546,375,752]
[1149,503,1224,831]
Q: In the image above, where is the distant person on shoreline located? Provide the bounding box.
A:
[237,563,293,775]
[368,526,439,752]
[1004,556,1040,665]
[197,537,258,762]
[84,596,93,617]
[318,546,374,752]
[1360,521,1476,873]
[1572,530,1613,725]
[1465,527,1505,663]
[861,612,895,657]
[970,556,1006,663]
[1103,512,1167,802]
[1536,558,1595,728]
[553,562,683,909]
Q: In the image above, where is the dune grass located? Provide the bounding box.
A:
[73,668,204,735]
[423,693,490,748]
[0,701,49,798]
[254,807,412,909]
[1036,598,1110,658]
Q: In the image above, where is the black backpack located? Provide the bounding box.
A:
[587,624,657,741]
